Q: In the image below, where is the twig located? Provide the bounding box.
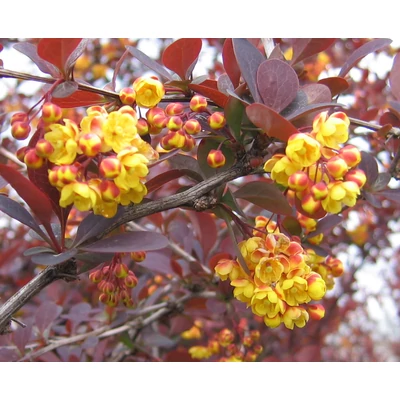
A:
[349,116,400,138]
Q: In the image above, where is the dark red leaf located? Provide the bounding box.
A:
[167,153,204,179]
[339,38,392,78]
[13,42,59,76]
[318,77,349,97]
[162,38,203,80]
[79,231,169,253]
[37,38,83,75]
[188,83,228,108]
[371,172,391,192]
[302,83,332,104]
[378,189,400,204]
[222,38,241,88]
[51,90,105,108]
[0,165,54,228]
[65,38,90,74]
[0,195,50,243]
[246,103,299,142]
[35,301,62,336]
[52,81,79,98]
[256,59,299,112]
[31,248,78,266]
[126,45,173,81]
[234,181,293,216]
[232,38,265,103]
[217,73,235,95]
[189,211,217,256]
[291,39,336,65]
[281,216,303,236]
[224,95,245,141]
[308,215,343,238]
[146,169,201,194]
[269,44,286,61]
[358,151,379,188]
[389,52,400,101]
[286,102,343,122]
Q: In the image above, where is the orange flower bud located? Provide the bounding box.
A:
[339,144,362,168]
[207,149,226,168]
[11,112,28,125]
[306,272,326,300]
[161,130,186,150]
[326,155,349,179]
[78,133,102,157]
[24,148,44,169]
[218,328,234,347]
[183,119,201,135]
[146,107,167,129]
[11,121,31,140]
[189,95,208,112]
[57,164,79,185]
[301,193,322,215]
[99,293,110,304]
[124,272,138,288]
[99,180,120,201]
[181,133,196,152]
[130,251,146,262]
[310,181,329,200]
[136,118,150,136]
[166,115,183,131]
[35,139,54,158]
[114,262,129,278]
[345,169,367,188]
[89,269,104,283]
[165,102,184,116]
[326,256,344,277]
[16,146,28,162]
[99,157,122,179]
[308,304,325,320]
[103,281,115,294]
[208,112,226,130]
[288,171,310,192]
[41,102,63,123]
[119,87,136,105]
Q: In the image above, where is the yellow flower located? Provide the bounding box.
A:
[133,77,165,108]
[306,272,327,300]
[312,111,350,149]
[254,257,284,285]
[278,276,310,306]
[188,346,212,360]
[59,181,98,211]
[251,286,285,318]
[215,259,242,281]
[45,119,80,165]
[270,156,302,187]
[286,133,321,167]
[282,306,309,329]
[231,278,255,304]
[321,181,360,214]
[119,184,148,206]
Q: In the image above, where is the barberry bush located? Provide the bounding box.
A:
[1,38,400,362]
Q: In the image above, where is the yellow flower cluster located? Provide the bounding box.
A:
[214,217,332,330]
[43,105,159,218]
[264,111,366,217]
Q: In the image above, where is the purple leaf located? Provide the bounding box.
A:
[302,83,332,104]
[308,215,343,238]
[12,318,33,356]
[246,103,299,142]
[52,81,79,98]
[371,172,391,192]
[13,42,59,76]
[256,59,299,112]
[73,207,126,247]
[318,77,350,97]
[234,181,293,216]
[217,73,235,95]
[339,38,392,78]
[167,153,204,179]
[378,189,400,204]
[35,301,62,336]
[65,38,90,73]
[0,195,50,243]
[126,45,173,81]
[390,53,400,101]
[232,38,265,103]
[31,248,78,266]
[358,151,379,188]
[364,191,382,208]
[79,231,169,253]
[286,102,344,122]
[291,39,336,66]
[23,246,55,256]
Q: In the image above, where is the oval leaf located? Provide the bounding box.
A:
[234,181,293,216]
[291,39,336,65]
[232,38,265,103]
[65,38,90,74]
[282,216,303,236]
[302,83,332,104]
[358,151,379,188]
[222,38,241,88]
[35,302,62,336]
[51,90,105,108]
[318,77,349,97]
[126,45,173,81]
[79,231,169,253]
[162,38,203,80]
[37,38,83,75]
[308,215,343,238]
[339,38,392,78]
[31,248,78,266]
[246,103,299,142]
[256,59,299,112]
[52,81,79,98]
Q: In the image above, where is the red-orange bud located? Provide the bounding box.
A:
[310,181,329,200]
[89,269,104,283]
[114,263,129,279]
[165,102,184,116]
[207,149,226,168]
[208,112,226,130]
[41,102,63,123]
[119,87,136,105]
[130,251,146,262]
[136,118,150,136]
[326,156,349,179]
[10,112,28,125]
[124,273,138,288]
[288,171,310,192]
[99,157,122,179]
[339,145,362,168]
[78,133,102,157]
[166,115,184,131]
[301,193,322,215]
[16,146,28,162]
[345,169,367,188]
[308,304,325,320]
[11,121,31,140]
[35,139,54,158]
[146,107,167,129]
[183,119,202,135]
[189,95,208,112]
[24,148,44,169]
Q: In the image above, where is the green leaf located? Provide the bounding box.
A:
[224,96,244,142]
[234,181,293,216]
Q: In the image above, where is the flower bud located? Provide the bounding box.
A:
[114,262,129,279]
[16,146,28,162]
[136,118,150,136]
[165,102,184,116]
[11,121,31,140]
[344,169,366,188]
[78,133,102,157]
[41,102,63,123]
[183,119,202,135]
[207,149,226,168]
[119,87,136,105]
[308,304,325,320]
[146,107,166,129]
[339,144,361,168]
[306,272,326,300]
[301,193,322,215]
[181,133,196,152]
[326,256,344,277]
[208,112,226,130]
[57,164,79,185]
[160,130,186,150]
[24,148,44,169]
[99,293,110,304]
[99,157,122,179]
[310,181,329,200]
[288,171,310,192]
[218,328,234,347]
[326,155,349,179]
[11,112,29,125]
[189,95,208,112]
[130,251,146,262]
[124,273,138,288]
[89,269,104,283]
[99,180,120,201]
[35,139,54,158]
[166,116,183,131]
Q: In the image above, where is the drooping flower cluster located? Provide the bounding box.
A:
[89,254,138,308]
[187,326,263,362]
[264,111,367,217]
[214,216,336,330]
